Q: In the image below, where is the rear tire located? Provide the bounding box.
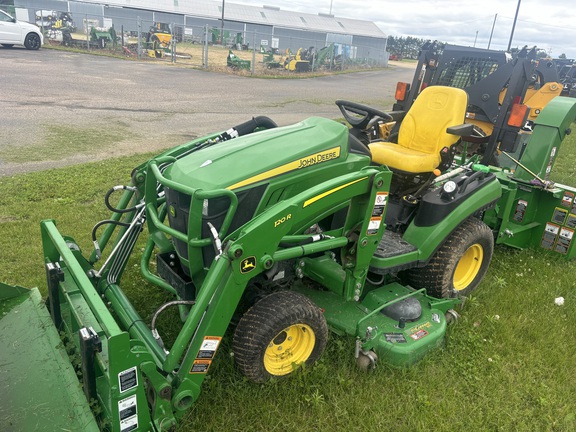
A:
[233,291,328,383]
[24,33,41,50]
[407,217,493,298]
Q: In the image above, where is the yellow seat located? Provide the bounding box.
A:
[369,86,468,173]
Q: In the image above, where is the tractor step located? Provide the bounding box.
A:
[369,230,419,275]
[374,230,417,258]
[0,283,99,431]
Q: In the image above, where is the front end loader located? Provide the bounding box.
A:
[4,85,575,430]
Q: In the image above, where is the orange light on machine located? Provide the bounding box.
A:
[507,103,529,128]
[395,82,409,101]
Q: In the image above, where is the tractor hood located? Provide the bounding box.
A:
[164,117,349,191]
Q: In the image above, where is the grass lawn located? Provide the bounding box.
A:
[1,126,575,432]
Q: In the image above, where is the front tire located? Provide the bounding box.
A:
[407,217,494,298]
[233,291,328,383]
[24,33,41,50]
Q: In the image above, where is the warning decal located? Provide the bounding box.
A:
[367,217,382,236]
[120,416,138,432]
[118,367,138,393]
[541,223,560,250]
[555,227,574,255]
[119,394,138,423]
[196,336,222,360]
[513,200,528,223]
[560,227,574,240]
[371,192,388,217]
[410,329,429,341]
[190,359,212,374]
[566,214,576,229]
[385,333,407,343]
[561,191,575,208]
[552,207,568,225]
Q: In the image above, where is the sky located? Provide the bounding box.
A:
[230,0,576,59]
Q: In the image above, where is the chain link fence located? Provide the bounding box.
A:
[11,5,388,74]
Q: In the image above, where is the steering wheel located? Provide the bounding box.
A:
[335,100,393,130]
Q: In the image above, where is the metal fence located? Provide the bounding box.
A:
[9,5,389,74]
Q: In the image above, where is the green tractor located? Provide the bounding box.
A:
[2,83,576,430]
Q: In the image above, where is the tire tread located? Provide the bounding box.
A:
[232,291,328,382]
[407,217,493,298]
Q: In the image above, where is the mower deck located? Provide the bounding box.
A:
[0,284,99,431]
[294,279,454,367]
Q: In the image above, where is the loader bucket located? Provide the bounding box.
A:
[0,283,99,431]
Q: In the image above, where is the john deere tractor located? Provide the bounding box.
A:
[2,83,576,430]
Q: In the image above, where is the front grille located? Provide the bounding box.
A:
[165,184,268,274]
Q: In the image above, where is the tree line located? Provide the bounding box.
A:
[387,36,430,59]
[387,35,568,61]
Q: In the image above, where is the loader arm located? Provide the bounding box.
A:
[31,163,390,430]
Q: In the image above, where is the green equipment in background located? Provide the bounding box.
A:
[227,49,251,70]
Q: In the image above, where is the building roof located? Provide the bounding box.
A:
[77,0,386,38]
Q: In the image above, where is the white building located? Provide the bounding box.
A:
[12,0,388,64]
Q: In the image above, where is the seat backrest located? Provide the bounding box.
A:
[398,86,468,155]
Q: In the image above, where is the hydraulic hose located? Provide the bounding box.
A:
[91,219,131,262]
[151,300,196,353]
[217,116,278,142]
[232,116,278,136]
[105,185,141,214]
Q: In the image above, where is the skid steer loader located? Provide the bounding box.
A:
[387,42,576,259]
[2,85,576,430]
[389,43,563,168]
[147,22,172,58]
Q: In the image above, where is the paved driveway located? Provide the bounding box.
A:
[0,47,415,175]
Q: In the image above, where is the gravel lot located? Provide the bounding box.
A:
[0,47,415,176]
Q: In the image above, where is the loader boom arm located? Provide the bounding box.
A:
[35,162,390,430]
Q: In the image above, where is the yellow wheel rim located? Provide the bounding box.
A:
[453,243,484,291]
[263,324,315,376]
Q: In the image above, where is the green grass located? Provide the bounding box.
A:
[1,130,576,431]
[0,123,131,163]
[552,136,576,185]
